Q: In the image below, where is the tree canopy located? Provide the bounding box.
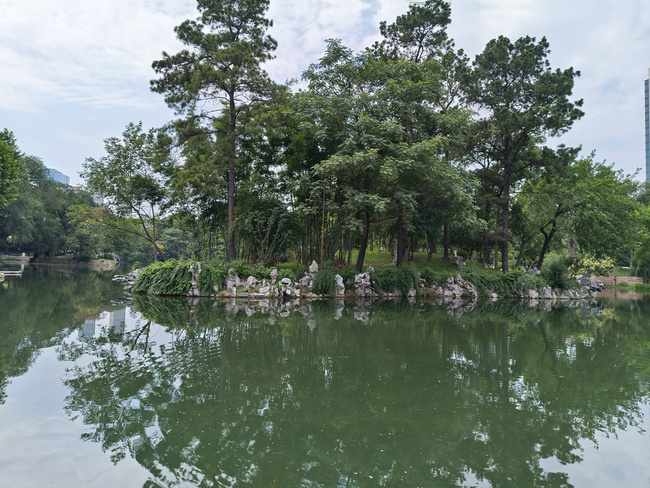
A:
[150,0,278,260]
[0,129,25,210]
[5,0,644,277]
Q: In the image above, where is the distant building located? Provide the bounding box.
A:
[646,68,649,181]
[109,308,126,335]
[79,319,96,339]
[47,168,70,185]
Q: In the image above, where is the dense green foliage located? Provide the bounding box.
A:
[541,255,574,290]
[311,268,337,296]
[82,122,169,262]
[3,0,646,279]
[370,265,420,295]
[196,262,230,293]
[133,260,192,295]
[0,129,24,210]
[569,254,616,276]
[461,268,547,296]
[150,0,278,261]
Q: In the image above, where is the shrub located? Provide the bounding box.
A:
[461,268,546,296]
[569,254,615,276]
[227,260,270,281]
[371,265,419,295]
[276,268,296,282]
[634,283,650,293]
[337,265,358,289]
[133,260,192,295]
[312,268,336,296]
[420,268,448,287]
[197,262,229,293]
[76,248,96,262]
[541,256,573,290]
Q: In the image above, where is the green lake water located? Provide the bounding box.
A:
[0,267,648,487]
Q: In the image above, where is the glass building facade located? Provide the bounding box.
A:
[47,168,70,185]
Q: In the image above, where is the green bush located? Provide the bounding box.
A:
[569,254,615,276]
[312,268,336,296]
[337,265,358,289]
[133,260,192,295]
[76,248,96,262]
[371,265,419,295]
[276,268,296,282]
[228,260,271,281]
[634,283,650,293]
[420,268,448,287]
[461,268,546,296]
[541,256,573,290]
[197,262,229,293]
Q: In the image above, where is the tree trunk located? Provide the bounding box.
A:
[482,202,492,265]
[320,187,325,268]
[501,172,511,273]
[515,241,524,268]
[396,201,405,267]
[227,97,237,261]
[536,224,557,270]
[443,223,450,260]
[427,233,436,262]
[356,208,371,271]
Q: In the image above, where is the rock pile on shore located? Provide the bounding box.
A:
[113,263,604,301]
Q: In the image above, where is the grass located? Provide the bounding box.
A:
[613,266,634,277]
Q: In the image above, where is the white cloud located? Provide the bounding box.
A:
[0,0,193,111]
[1,0,649,180]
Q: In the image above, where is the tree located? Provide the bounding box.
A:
[234,195,301,266]
[373,0,452,63]
[516,146,581,269]
[150,0,278,261]
[65,205,109,261]
[466,36,584,272]
[82,122,169,262]
[568,159,639,260]
[0,129,25,210]
[1,155,66,257]
[519,151,639,269]
[299,40,457,269]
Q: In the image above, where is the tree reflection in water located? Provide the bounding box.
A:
[60,297,650,487]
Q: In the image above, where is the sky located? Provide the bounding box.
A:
[1,0,649,186]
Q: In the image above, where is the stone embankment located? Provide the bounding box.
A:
[114,263,606,301]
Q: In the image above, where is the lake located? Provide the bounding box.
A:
[1,267,648,487]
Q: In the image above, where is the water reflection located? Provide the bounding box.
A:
[0,266,126,394]
[54,297,649,488]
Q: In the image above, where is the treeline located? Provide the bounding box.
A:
[2,0,649,275]
[0,130,174,263]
